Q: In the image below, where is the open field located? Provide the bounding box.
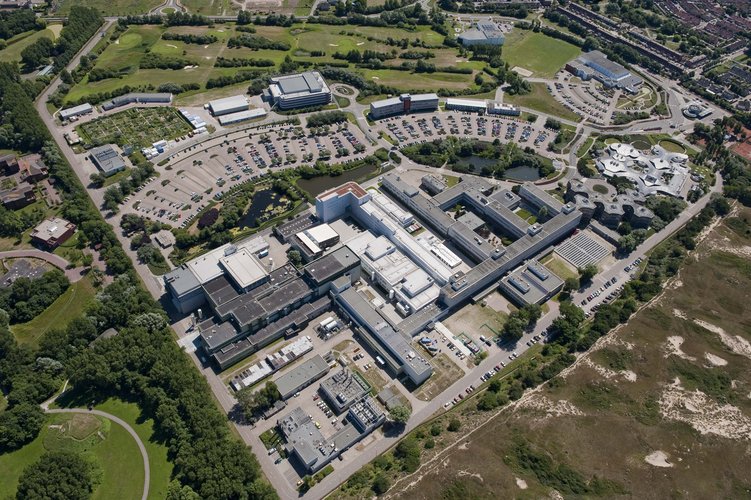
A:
[77,107,193,148]
[55,0,161,15]
[385,208,751,499]
[0,28,58,64]
[182,0,235,15]
[65,23,485,104]
[11,276,96,347]
[501,30,581,79]
[0,411,145,500]
[505,82,582,123]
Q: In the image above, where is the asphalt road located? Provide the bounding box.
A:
[44,408,150,500]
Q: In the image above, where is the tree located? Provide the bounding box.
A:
[501,316,525,343]
[236,381,281,419]
[287,249,302,267]
[0,403,46,451]
[15,450,99,500]
[389,404,411,424]
[447,418,461,432]
[578,264,598,285]
[371,473,390,495]
[563,277,580,293]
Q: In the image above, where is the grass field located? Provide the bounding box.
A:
[181,0,235,15]
[382,208,751,499]
[501,30,581,78]
[505,82,582,122]
[0,411,146,500]
[10,276,96,346]
[77,107,193,149]
[0,28,58,64]
[94,399,172,500]
[56,0,161,16]
[66,23,484,104]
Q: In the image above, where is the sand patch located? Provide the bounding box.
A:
[694,319,751,360]
[645,450,673,468]
[704,352,728,366]
[583,358,637,382]
[659,378,751,440]
[166,43,178,48]
[664,336,695,361]
[516,477,528,489]
[518,396,584,418]
[511,66,533,77]
[329,43,339,47]
[356,42,364,46]
[114,38,120,45]
[673,308,687,320]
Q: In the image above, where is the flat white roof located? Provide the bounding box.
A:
[217,108,267,125]
[446,98,487,110]
[305,223,338,246]
[209,95,249,114]
[296,232,321,255]
[220,248,267,289]
[60,103,93,118]
[365,235,395,261]
[186,244,231,284]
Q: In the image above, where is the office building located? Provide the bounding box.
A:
[59,103,93,121]
[445,98,488,113]
[290,223,340,262]
[31,217,76,249]
[89,145,126,177]
[566,50,643,93]
[458,22,505,46]
[334,287,433,386]
[267,71,331,110]
[278,396,384,473]
[369,93,439,119]
[487,102,521,116]
[208,95,249,116]
[500,259,564,306]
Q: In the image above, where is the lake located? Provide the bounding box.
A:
[454,155,542,182]
[296,162,382,197]
[238,188,290,229]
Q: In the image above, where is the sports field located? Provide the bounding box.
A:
[501,30,581,78]
[65,22,487,104]
[504,82,582,122]
[77,107,193,148]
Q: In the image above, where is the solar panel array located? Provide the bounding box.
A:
[555,233,609,268]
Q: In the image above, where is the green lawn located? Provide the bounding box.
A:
[0,28,57,64]
[362,68,477,91]
[501,30,581,78]
[56,0,162,16]
[0,410,149,500]
[94,399,172,500]
[11,277,96,347]
[181,0,235,15]
[505,82,582,122]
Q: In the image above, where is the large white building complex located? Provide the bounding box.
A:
[266,71,332,110]
[566,50,643,94]
[208,95,250,116]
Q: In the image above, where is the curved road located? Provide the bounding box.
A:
[45,408,150,500]
[0,249,85,282]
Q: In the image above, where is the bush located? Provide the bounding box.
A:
[371,473,390,495]
[447,418,461,432]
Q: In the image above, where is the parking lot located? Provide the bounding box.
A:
[548,72,620,126]
[374,110,555,154]
[120,122,373,226]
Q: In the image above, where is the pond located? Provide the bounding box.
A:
[454,155,542,182]
[238,188,292,229]
[296,162,382,198]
